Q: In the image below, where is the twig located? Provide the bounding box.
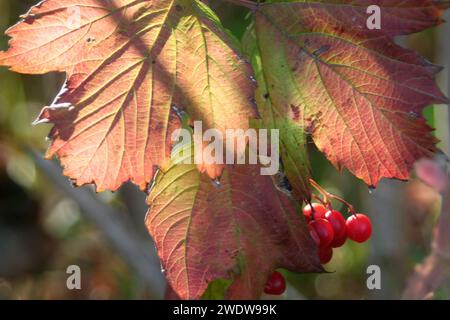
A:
[402,180,450,299]
[402,9,450,300]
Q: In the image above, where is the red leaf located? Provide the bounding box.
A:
[146,160,322,300]
[253,0,450,187]
[0,0,256,191]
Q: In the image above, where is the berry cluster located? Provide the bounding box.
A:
[304,203,371,264]
[304,179,372,264]
[263,180,372,296]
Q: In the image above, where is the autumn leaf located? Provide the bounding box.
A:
[250,0,450,187]
[3,0,450,301]
[244,28,312,201]
[0,0,256,191]
[146,144,322,300]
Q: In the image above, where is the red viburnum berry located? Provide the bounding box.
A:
[325,210,347,247]
[309,218,334,248]
[308,224,321,247]
[346,214,372,243]
[319,247,333,264]
[264,271,286,295]
[303,203,327,222]
[331,232,347,248]
[308,224,320,246]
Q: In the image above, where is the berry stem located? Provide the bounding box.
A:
[309,179,356,214]
[309,179,328,196]
[331,194,356,215]
[311,194,332,209]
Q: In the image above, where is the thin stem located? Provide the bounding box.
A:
[312,194,332,210]
[309,179,328,196]
[329,193,356,215]
[309,179,356,214]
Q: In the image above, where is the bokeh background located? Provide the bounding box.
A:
[0,0,449,300]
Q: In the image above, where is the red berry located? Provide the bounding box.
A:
[331,232,347,248]
[303,203,327,222]
[308,224,321,246]
[309,218,334,248]
[319,247,333,264]
[325,210,347,247]
[346,214,372,243]
[264,271,286,295]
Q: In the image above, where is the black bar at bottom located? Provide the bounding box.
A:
[0,300,447,319]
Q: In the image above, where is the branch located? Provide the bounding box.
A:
[28,149,166,299]
[402,9,450,300]
[402,159,450,299]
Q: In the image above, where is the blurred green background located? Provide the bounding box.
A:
[0,0,449,300]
